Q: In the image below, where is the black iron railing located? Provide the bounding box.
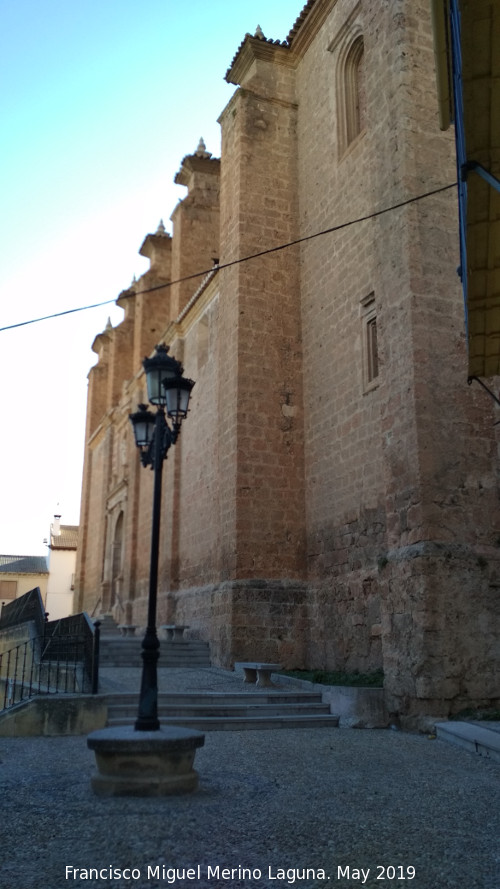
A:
[0,622,101,711]
[0,588,101,712]
[0,587,47,635]
[44,612,100,695]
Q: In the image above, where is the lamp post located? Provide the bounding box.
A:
[87,344,202,796]
[129,344,195,732]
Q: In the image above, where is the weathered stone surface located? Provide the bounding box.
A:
[87,724,205,796]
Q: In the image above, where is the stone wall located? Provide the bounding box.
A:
[220,42,306,582]
[170,578,308,669]
[295,0,387,677]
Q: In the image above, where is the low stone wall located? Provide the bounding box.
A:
[0,694,107,737]
[276,673,389,728]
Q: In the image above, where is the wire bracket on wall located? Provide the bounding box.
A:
[460,161,500,194]
[468,375,500,423]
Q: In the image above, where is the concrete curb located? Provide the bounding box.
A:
[435,721,500,763]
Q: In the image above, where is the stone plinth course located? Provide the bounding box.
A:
[87,724,205,796]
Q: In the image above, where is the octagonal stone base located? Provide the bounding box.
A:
[87,725,205,796]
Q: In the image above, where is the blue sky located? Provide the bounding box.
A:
[0,0,302,555]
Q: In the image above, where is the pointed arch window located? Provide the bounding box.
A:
[345,35,365,146]
[330,7,366,157]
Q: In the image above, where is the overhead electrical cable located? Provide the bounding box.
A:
[0,181,457,333]
[0,299,119,332]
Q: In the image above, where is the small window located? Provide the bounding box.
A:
[0,580,17,600]
[366,316,378,383]
[360,293,379,392]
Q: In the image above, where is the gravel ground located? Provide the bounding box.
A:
[1,668,499,889]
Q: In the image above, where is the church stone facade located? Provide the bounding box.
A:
[74,0,500,727]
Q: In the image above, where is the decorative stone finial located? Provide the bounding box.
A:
[155,219,167,236]
[105,316,113,332]
[195,137,212,159]
[131,274,137,285]
[254,25,265,39]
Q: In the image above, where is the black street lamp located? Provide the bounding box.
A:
[129,344,195,731]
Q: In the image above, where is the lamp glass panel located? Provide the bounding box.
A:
[134,419,152,447]
[178,385,191,415]
[164,378,193,419]
[146,369,166,406]
[130,411,155,447]
[164,385,179,418]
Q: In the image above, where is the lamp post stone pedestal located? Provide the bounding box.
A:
[87,725,205,796]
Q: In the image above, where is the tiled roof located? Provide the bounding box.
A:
[0,555,48,574]
[286,0,318,46]
[224,31,290,82]
[224,2,319,82]
[50,525,79,550]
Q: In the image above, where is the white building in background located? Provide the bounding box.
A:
[45,515,78,620]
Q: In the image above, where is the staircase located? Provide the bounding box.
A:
[95,616,339,730]
[105,690,340,731]
[96,616,211,668]
[95,614,122,635]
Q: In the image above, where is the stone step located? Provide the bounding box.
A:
[107,691,325,706]
[107,714,340,731]
[101,657,210,670]
[99,658,210,665]
[99,642,209,653]
[435,721,500,764]
[99,637,208,645]
[98,637,208,644]
[99,646,209,655]
[105,690,338,731]
[98,638,210,668]
[108,702,330,719]
[94,614,121,635]
[100,649,210,655]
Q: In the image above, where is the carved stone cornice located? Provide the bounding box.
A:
[225,35,295,86]
[174,154,221,187]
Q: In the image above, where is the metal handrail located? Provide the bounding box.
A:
[0,622,101,712]
[0,587,47,636]
[90,596,102,618]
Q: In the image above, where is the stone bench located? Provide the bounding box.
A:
[235,662,282,688]
[118,625,137,637]
[160,624,189,641]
